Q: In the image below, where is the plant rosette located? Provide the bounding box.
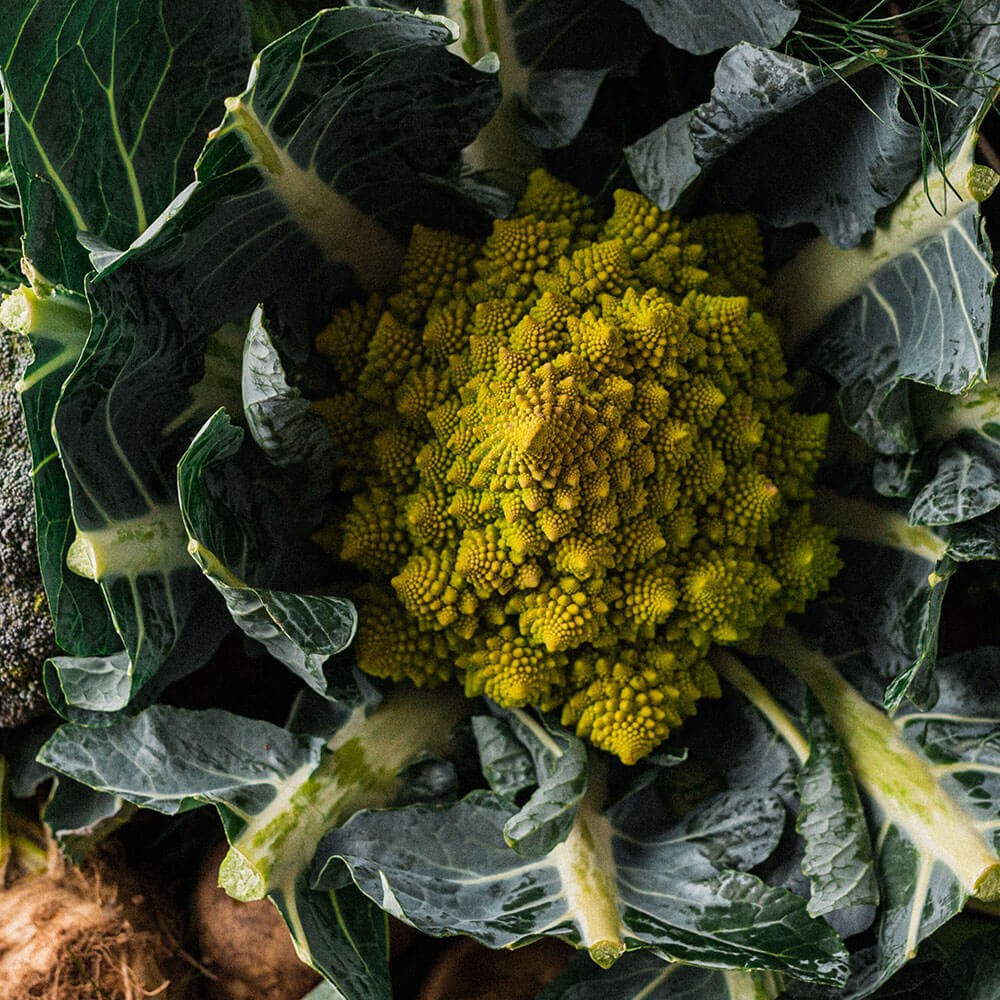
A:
[1,3,1000,999]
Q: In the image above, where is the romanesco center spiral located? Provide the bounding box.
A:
[313,171,839,764]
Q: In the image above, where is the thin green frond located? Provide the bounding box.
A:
[787,0,1000,190]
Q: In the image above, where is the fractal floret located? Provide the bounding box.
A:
[313,171,839,764]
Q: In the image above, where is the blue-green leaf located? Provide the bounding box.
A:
[473,715,538,800]
[621,0,799,56]
[797,693,879,923]
[627,47,920,249]
[775,128,994,455]
[908,438,1000,526]
[44,651,133,715]
[760,635,1000,998]
[495,708,588,857]
[41,776,135,862]
[817,202,993,454]
[869,362,1000,532]
[809,492,960,710]
[315,784,848,981]
[178,409,356,696]
[38,705,324,816]
[38,701,395,995]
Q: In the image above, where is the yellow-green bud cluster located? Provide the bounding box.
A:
[313,170,839,764]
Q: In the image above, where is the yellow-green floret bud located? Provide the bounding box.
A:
[459,625,567,708]
[313,170,839,763]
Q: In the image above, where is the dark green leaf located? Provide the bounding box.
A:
[775,130,994,456]
[0,0,250,664]
[42,776,135,861]
[10,286,119,656]
[621,0,799,55]
[627,48,921,248]
[797,693,878,923]
[46,7,497,709]
[373,0,649,164]
[243,309,335,471]
[316,786,848,981]
[270,876,391,1000]
[178,410,356,695]
[0,0,252,288]
[908,438,1000,526]
[805,494,954,709]
[540,951,784,999]
[920,925,1000,999]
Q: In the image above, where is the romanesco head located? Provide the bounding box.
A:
[314,170,839,763]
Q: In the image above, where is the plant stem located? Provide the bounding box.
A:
[710,649,810,764]
[219,683,471,901]
[547,753,626,968]
[811,489,948,563]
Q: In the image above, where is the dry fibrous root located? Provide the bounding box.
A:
[0,838,195,1000]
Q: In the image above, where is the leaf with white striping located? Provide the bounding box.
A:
[314,770,848,981]
[774,126,996,454]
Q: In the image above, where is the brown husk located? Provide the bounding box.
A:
[0,841,195,1000]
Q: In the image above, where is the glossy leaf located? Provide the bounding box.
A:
[178,409,355,696]
[797,693,879,922]
[874,364,1000,530]
[908,438,1000,526]
[809,493,955,710]
[315,783,848,982]
[0,0,251,289]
